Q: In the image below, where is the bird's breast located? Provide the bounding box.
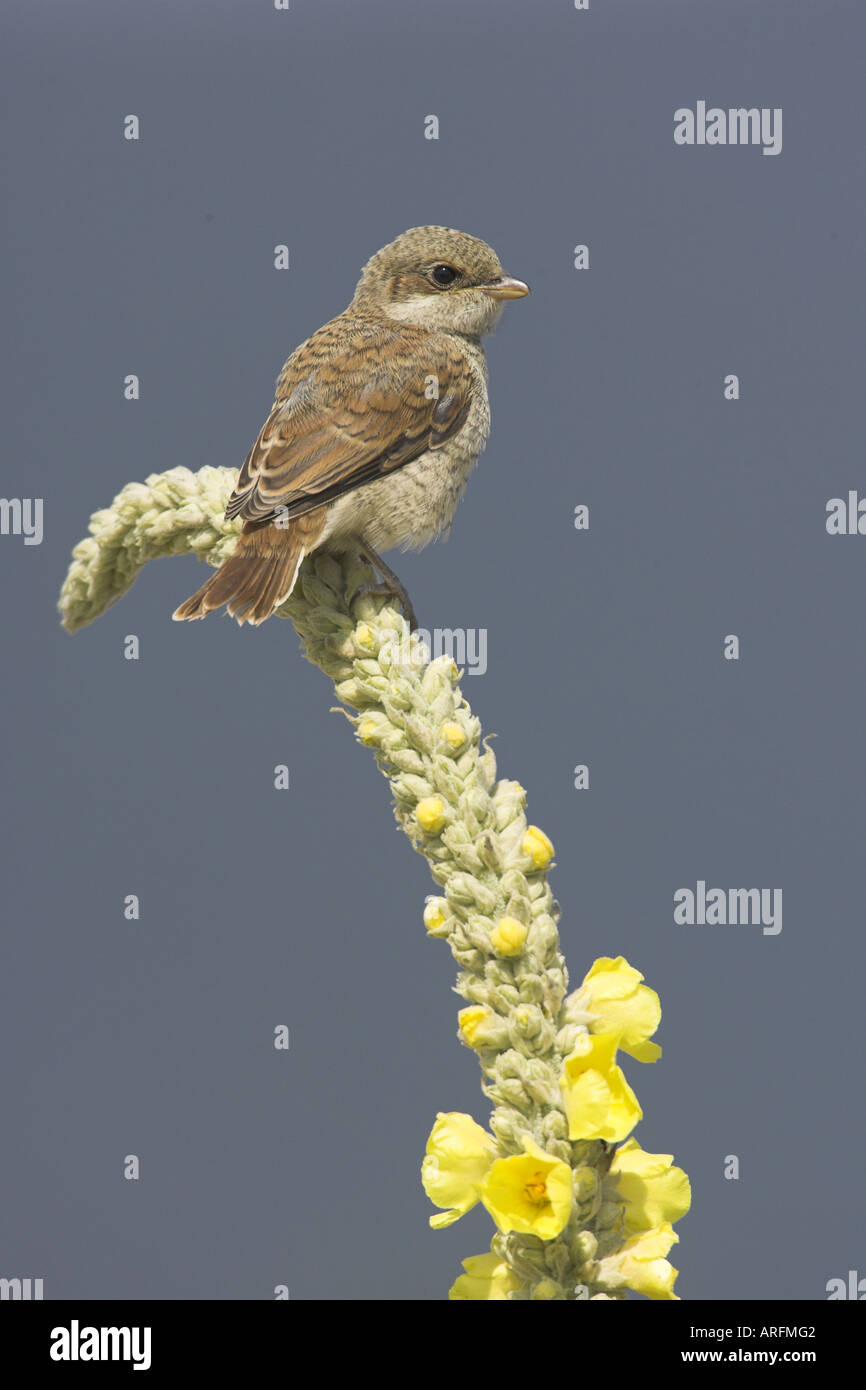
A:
[322,355,490,554]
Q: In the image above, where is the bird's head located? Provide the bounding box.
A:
[352,225,529,336]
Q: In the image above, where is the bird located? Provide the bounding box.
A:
[173,225,529,630]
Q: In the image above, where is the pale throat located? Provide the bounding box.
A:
[384,294,502,337]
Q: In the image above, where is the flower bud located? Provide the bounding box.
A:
[522,825,555,869]
[530,1278,563,1300]
[423,897,450,937]
[490,916,528,957]
[439,721,466,751]
[458,1006,508,1050]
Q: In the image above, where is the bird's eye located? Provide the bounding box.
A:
[430,264,458,287]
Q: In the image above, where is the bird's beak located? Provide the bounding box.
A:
[482,275,531,300]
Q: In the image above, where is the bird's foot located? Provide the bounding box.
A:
[352,579,418,633]
[349,538,418,632]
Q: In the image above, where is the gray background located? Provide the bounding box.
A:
[2,0,864,1300]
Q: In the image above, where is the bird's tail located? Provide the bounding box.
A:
[172,524,308,626]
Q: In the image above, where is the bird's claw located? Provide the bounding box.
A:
[351,579,418,633]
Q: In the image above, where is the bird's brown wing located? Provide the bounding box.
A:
[225,316,474,525]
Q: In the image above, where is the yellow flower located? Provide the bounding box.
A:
[355,623,375,650]
[457,1005,508,1051]
[610,1138,691,1232]
[422,1113,495,1229]
[357,717,380,745]
[439,721,466,750]
[574,956,662,1062]
[522,825,554,869]
[490,915,528,957]
[480,1136,572,1239]
[449,1246,522,1301]
[416,797,447,834]
[458,1006,489,1047]
[561,1033,642,1142]
[596,1224,680,1300]
[423,898,449,936]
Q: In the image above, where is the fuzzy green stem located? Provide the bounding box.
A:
[59,465,683,1301]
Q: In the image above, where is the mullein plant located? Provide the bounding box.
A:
[60,465,691,1301]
